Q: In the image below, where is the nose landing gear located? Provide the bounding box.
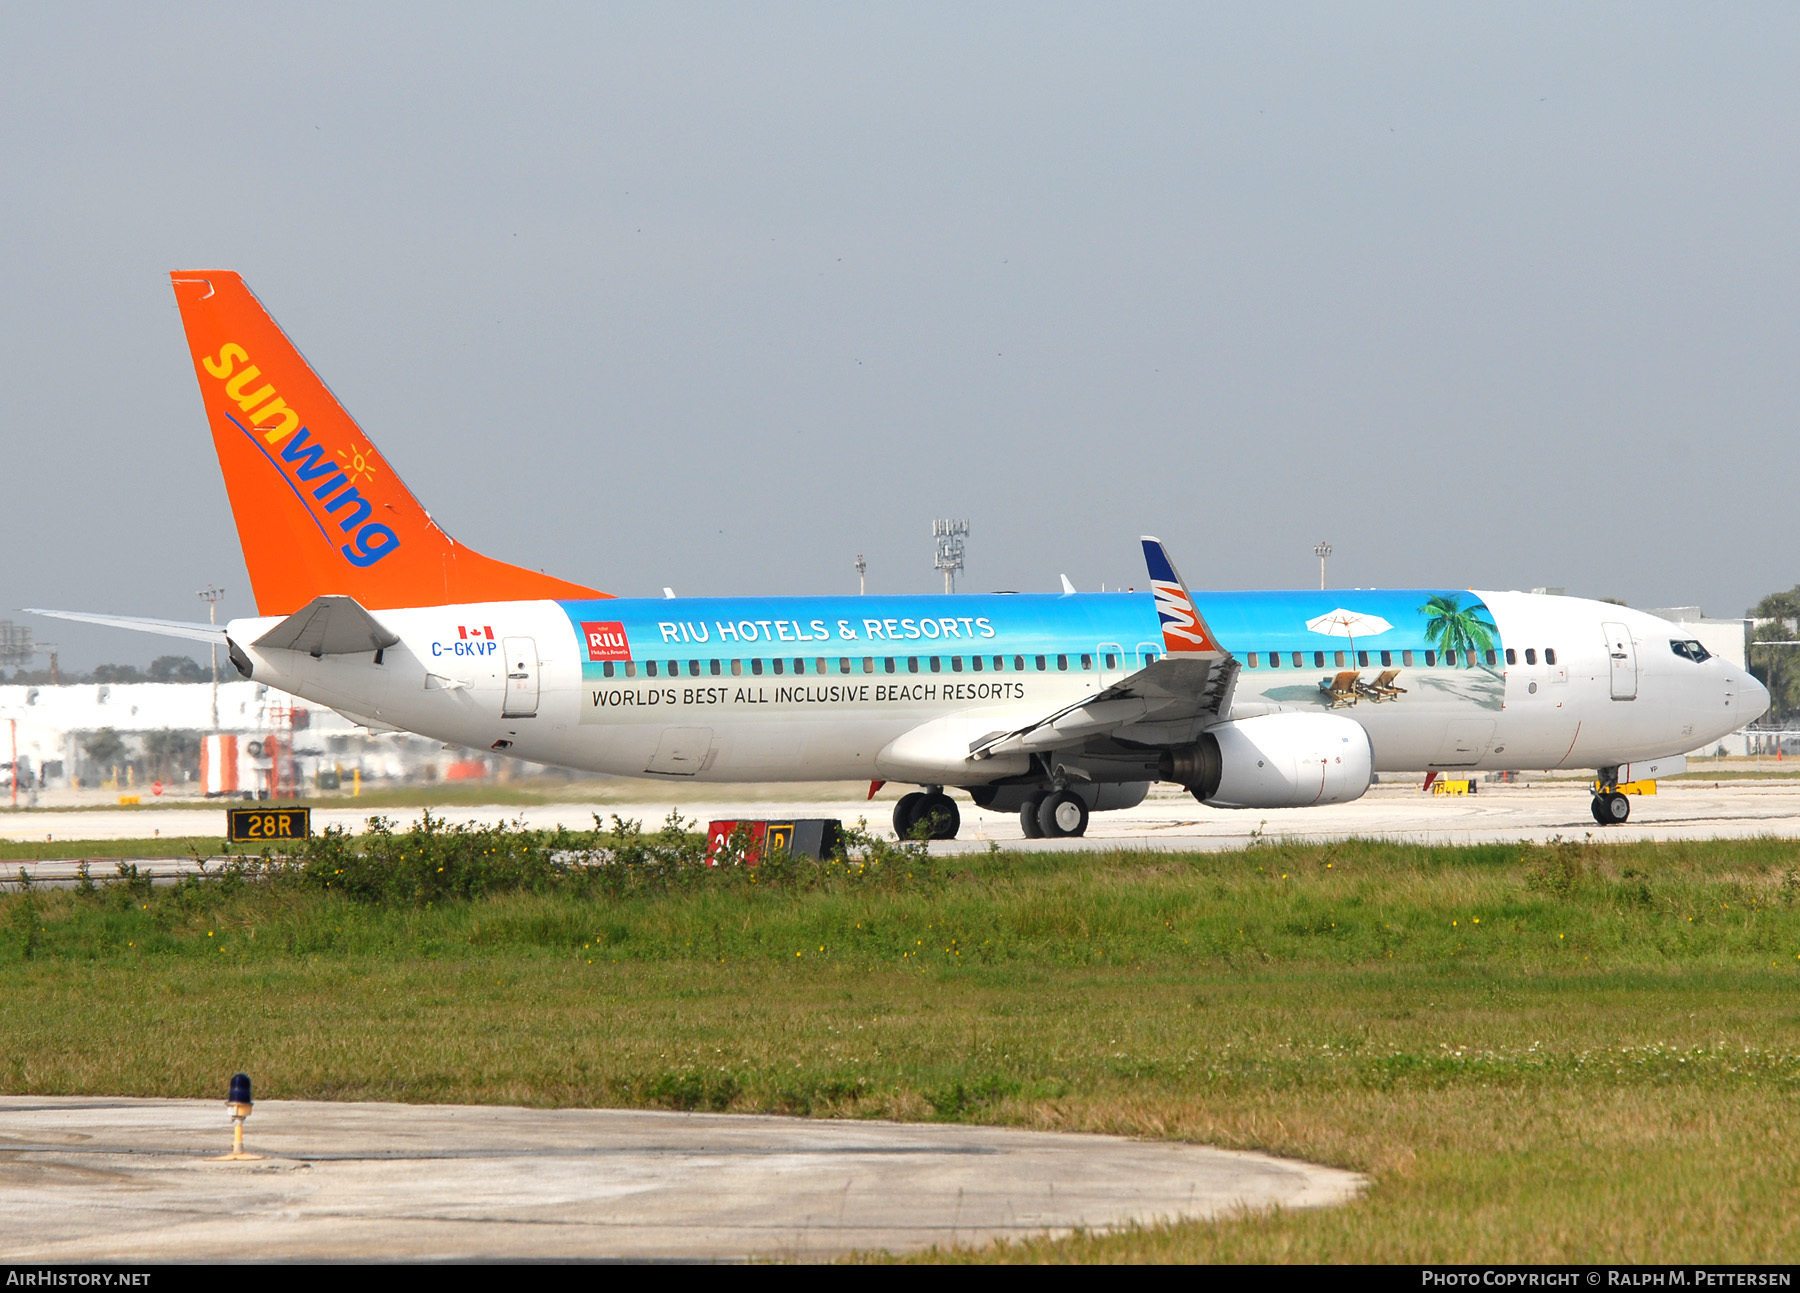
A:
[1591,791,1630,824]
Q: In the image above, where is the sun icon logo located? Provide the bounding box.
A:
[336,442,377,487]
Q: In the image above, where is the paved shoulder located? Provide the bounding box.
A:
[0,1097,1362,1260]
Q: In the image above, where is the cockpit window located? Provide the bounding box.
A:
[1670,639,1712,663]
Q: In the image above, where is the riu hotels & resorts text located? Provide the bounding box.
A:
[1421,1274,1792,1287]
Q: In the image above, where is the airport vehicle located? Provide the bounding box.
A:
[31,272,1768,837]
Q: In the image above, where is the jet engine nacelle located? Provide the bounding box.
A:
[1166,713,1374,809]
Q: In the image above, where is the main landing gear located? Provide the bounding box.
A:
[1019,790,1090,839]
[894,790,961,841]
[1591,792,1630,825]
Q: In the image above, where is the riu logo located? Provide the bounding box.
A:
[582,621,631,662]
[204,342,401,568]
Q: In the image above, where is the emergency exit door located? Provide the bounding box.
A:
[502,637,540,717]
[1602,622,1637,701]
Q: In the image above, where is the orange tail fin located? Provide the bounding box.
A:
[170,271,605,616]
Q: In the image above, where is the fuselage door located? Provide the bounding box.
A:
[1098,641,1125,687]
[502,637,540,717]
[1602,622,1637,701]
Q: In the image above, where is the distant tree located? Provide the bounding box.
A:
[147,655,208,683]
[90,663,145,684]
[141,729,200,781]
[1748,587,1800,721]
[1600,597,1629,606]
[82,728,127,768]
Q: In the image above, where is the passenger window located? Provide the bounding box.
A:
[751,659,764,676]
[1080,654,1092,670]
[1380,650,1392,667]
[603,662,615,678]
[1402,651,1413,667]
[1268,652,1280,669]
[1057,655,1068,671]
[625,662,637,678]
[951,656,964,672]
[1247,653,1258,668]
[686,660,697,676]
[1334,651,1346,667]
[1013,656,1025,671]
[797,658,809,674]
[1424,651,1436,666]
[1035,655,1047,671]
[861,657,873,673]
[1291,652,1303,668]
[1484,649,1496,666]
[1313,651,1325,668]
[730,660,742,677]
[1465,650,1476,667]
[1545,649,1556,665]
[1104,653,1118,669]
[1145,651,1159,664]
[839,658,851,674]
[995,656,1007,671]
[1357,651,1368,667]
[772,658,785,675]
[1525,649,1537,665]
[646,661,659,677]
[971,655,983,671]
[884,658,896,674]
[710,660,722,676]
[816,658,828,674]
[929,657,941,673]
[908,657,919,673]
[1505,649,1516,666]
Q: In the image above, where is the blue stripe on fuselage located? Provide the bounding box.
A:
[557,587,1502,668]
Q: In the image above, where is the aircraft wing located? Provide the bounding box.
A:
[25,608,228,645]
[252,595,400,656]
[970,537,1235,760]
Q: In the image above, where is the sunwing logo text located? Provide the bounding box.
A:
[204,342,401,568]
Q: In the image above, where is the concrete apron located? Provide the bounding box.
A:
[0,1096,1363,1261]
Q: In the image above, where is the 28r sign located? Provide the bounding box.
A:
[226,807,311,843]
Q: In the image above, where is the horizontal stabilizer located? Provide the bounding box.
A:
[25,608,228,645]
[252,595,400,657]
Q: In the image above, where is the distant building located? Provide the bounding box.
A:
[0,680,493,796]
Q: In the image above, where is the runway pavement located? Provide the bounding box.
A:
[0,1097,1361,1261]
[6,780,1800,861]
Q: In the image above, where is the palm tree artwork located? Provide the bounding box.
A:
[1418,594,1498,664]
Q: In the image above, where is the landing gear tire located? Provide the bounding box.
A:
[914,793,961,841]
[894,792,925,839]
[1592,792,1630,824]
[1020,796,1046,839]
[896,791,960,840]
[1037,791,1090,839]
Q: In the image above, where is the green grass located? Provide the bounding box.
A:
[3,833,1800,1261]
[0,837,225,861]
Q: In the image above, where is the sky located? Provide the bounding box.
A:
[3,4,1797,670]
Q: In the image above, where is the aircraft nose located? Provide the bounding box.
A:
[1741,670,1771,722]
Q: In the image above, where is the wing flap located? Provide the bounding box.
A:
[970,538,1238,759]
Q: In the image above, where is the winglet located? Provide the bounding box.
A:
[1139,537,1224,655]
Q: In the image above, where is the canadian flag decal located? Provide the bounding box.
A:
[458,625,495,641]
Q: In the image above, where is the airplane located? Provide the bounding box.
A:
[29,271,1769,839]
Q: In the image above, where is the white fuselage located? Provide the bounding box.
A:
[225,588,1761,796]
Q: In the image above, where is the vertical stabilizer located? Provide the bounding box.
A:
[170,271,604,615]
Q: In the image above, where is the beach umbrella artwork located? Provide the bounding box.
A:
[1306,609,1394,664]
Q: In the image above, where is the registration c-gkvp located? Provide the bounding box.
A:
[33,272,1769,838]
